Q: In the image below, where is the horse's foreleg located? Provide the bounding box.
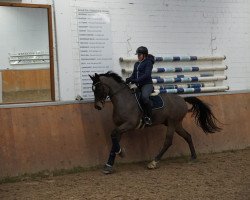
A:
[148,122,175,169]
[106,128,121,166]
[102,123,134,174]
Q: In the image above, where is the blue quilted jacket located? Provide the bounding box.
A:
[128,54,155,87]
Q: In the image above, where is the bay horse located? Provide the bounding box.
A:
[89,71,221,174]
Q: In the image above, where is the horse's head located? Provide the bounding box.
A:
[89,73,109,110]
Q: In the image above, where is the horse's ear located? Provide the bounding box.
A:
[89,74,94,81]
[95,73,99,78]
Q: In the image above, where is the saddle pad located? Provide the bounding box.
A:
[135,92,165,111]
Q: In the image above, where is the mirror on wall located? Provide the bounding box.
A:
[0,4,54,104]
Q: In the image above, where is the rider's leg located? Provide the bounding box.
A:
[141,84,154,124]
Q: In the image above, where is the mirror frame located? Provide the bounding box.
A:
[0,2,55,102]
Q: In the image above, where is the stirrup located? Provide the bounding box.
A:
[144,116,152,125]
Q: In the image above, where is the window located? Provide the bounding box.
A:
[0,3,55,104]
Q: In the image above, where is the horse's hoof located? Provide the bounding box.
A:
[190,155,197,160]
[147,160,159,169]
[117,148,126,158]
[189,156,198,163]
[102,164,113,174]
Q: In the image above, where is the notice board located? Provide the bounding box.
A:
[77,8,113,100]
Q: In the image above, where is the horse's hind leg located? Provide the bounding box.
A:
[175,122,197,160]
[147,121,175,169]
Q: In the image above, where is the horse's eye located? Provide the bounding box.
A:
[92,85,96,91]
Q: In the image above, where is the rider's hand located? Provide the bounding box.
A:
[125,78,131,84]
[131,79,138,84]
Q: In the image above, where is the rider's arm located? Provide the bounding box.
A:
[126,64,137,83]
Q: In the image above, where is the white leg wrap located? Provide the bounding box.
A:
[115,148,122,155]
[147,160,159,169]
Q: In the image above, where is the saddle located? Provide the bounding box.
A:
[134,89,165,111]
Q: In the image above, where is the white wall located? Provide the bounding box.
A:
[56,0,250,100]
[0,6,49,69]
[8,0,250,100]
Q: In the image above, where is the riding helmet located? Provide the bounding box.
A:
[135,46,148,55]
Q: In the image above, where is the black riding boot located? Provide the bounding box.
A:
[144,102,152,125]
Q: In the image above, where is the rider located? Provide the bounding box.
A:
[125,46,155,125]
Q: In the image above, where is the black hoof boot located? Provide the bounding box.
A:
[190,154,197,161]
[116,148,125,158]
[102,164,113,174]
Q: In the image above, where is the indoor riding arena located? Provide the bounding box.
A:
[0,1,249,200]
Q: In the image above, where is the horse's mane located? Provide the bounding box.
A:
[99,71,125,83]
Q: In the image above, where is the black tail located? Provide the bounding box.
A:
[184,97,221,134]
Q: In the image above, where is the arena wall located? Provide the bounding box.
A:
[0,92,249,178]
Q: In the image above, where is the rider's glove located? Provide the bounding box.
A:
[131,79,138,84]
[125,78,131,84]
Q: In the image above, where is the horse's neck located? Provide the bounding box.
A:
[103,78,140,124]
[104,79,134,107]
[110,85,137,115]
[109,82,130,102]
